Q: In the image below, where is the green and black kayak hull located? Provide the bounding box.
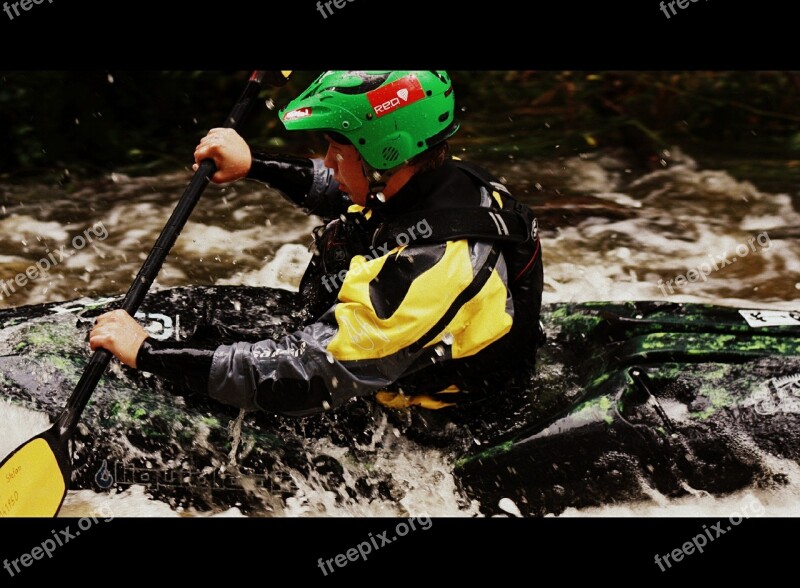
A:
[1,287,798,516]
[457,301,800,515]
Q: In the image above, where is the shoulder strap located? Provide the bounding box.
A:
[371,159,536,249]
[372,207,530,250]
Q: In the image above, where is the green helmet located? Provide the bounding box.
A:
[280,71,459,171]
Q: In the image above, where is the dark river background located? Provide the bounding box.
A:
[1,71,798,516]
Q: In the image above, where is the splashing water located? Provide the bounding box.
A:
[2,147,799,517]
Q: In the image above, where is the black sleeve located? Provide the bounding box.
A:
[246,152,316,206]
[246,151,352,219]
[136,339,216,395]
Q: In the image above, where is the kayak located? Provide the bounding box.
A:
[1,286,799,516]
[456,300,800,516]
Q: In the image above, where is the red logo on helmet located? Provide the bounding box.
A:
[367,76,425,118]
[283,107,312,121]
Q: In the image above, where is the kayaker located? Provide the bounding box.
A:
[89,70,544,416]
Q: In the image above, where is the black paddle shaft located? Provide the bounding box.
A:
[54,71,287,437]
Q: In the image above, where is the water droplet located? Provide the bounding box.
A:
[322,400,331,410]
[74,118,80,125]
[498,498,522,517]
[107,73,114,84]
[265,98,275,110]
[376,192,386,203]
[325,351,335,364]
[434,345,445,357]
[441,332,454,345]
[331,377,339,388]
[233,300,241,311]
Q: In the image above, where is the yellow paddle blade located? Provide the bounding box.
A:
[0,437,67,518]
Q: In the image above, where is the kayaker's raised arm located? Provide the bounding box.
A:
[192,127,349,218]
[90,71,545,419]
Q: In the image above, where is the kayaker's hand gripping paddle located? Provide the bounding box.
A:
[0,70,292,517]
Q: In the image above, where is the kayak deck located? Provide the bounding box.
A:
[1,287,798,516]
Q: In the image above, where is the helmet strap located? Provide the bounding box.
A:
[361,161,397,206]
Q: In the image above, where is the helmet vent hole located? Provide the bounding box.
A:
[439,112,449,123]
[382,146,400,163]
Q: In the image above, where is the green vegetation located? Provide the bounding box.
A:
[2,71,800,181]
